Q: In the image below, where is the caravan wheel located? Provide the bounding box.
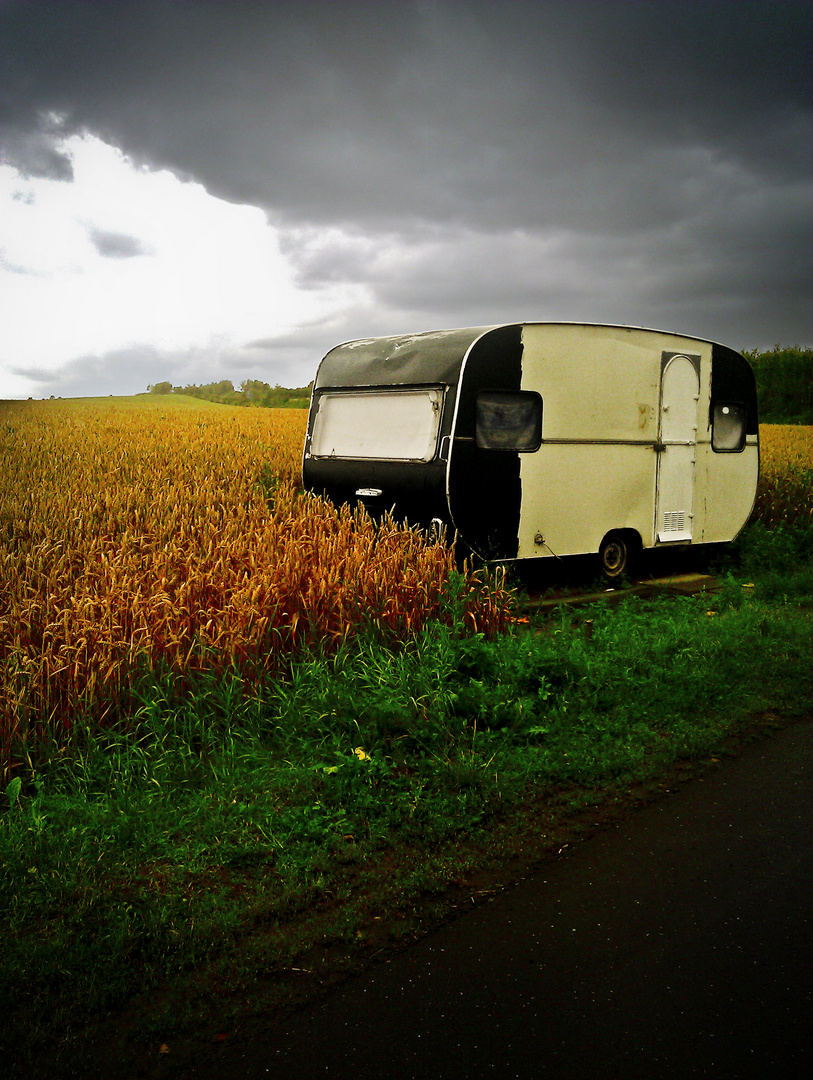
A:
[599,532,635,581]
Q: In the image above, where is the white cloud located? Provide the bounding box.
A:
[0,133,367,397]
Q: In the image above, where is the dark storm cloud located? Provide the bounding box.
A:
[1,122,74,180]
[2,0,809,225]
[1,0,811,372]
[1,73,74,177]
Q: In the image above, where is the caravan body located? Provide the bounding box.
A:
[303,323,758,574]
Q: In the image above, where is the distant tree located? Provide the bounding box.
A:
[240,379,272,404]
[174,380,237,402]
[148,381,173,395]
[744,346,813,424]
[160,378,312,408]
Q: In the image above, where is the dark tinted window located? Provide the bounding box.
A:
[475,391,542,451]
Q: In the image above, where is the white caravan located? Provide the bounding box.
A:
[303,323,759,577]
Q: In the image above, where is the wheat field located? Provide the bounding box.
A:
[2,399,809,780]
[753,424,813,529]
[0,396,511,778]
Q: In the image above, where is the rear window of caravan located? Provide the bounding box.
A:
[309,388,444,461]
[711,402,747,452]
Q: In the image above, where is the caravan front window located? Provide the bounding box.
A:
[475,391,542,451]
[309,388,444,461]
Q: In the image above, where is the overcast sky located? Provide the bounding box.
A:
[1,0,810,399]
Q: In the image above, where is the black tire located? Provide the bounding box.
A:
[599,532,633,581]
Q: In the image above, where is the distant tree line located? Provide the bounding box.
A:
[744,346,813,424]
[146,346,812,423]
[147,379,312,408]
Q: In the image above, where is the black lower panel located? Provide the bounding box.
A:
[447,325,524,560]
[448,446,520,559]
[303,459,450,532]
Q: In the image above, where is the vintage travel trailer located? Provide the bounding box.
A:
[302,323,759,577]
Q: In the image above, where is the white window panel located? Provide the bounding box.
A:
[310,389,443,461]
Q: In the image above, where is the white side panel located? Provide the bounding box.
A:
[518,444,657,559]
[516,324,678,559]
[513,325,726,559]
[696,438,759,543]
[519,324,663,442]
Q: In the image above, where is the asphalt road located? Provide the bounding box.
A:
[196,719,813,1080]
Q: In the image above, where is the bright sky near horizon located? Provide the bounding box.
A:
[1,131,364,397]
[1,0,810,399]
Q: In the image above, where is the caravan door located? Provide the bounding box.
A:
[655,353,700,542]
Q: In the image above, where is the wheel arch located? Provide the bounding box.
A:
[598,528,643,580]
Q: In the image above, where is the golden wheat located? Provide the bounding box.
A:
[754,425,813,528]
[0,397,511,777]
[5,403,807,780]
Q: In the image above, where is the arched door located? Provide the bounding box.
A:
[655,354,700,542]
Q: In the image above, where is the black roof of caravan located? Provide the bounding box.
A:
[313,326,497,388]
[313,322,737,389]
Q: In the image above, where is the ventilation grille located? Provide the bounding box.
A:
[662,510,686,533]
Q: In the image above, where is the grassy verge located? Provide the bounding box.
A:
[2,524,812,1076]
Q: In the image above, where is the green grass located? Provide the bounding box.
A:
[2,523,811,1075]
